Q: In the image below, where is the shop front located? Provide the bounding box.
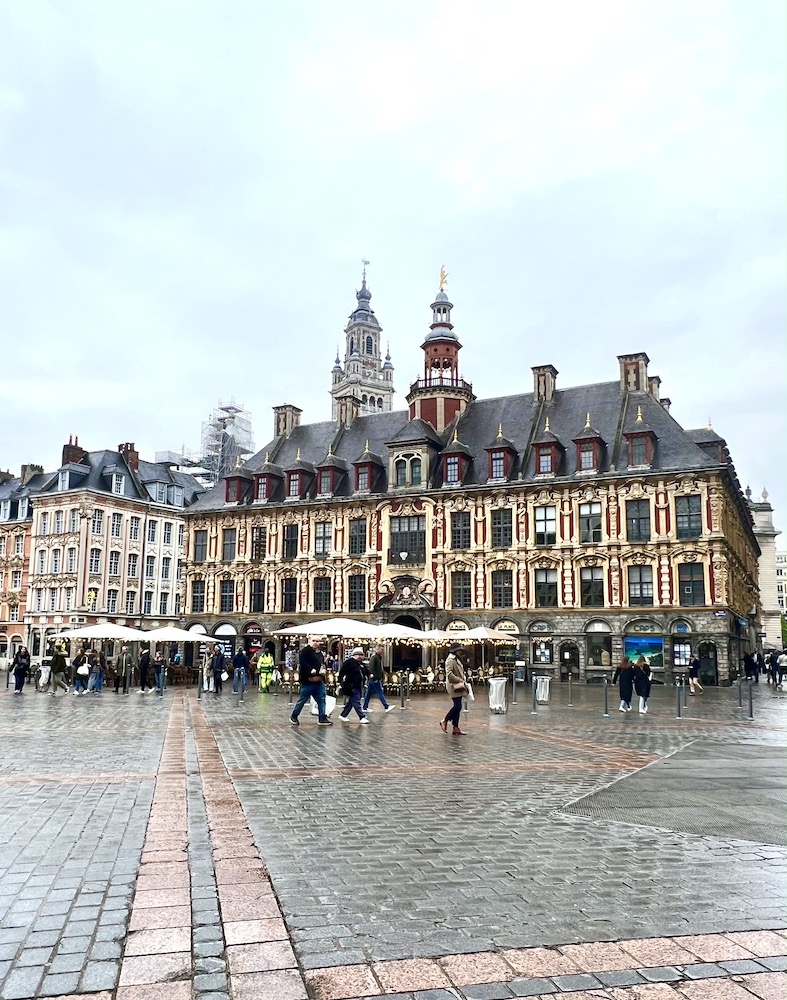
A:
[529,620,555,677]
[212,622,237,658]
[183,622,208,668]
[585,619,612,679]
[558,641,580,681]
[623,619,665,682]
[243,622,264,657]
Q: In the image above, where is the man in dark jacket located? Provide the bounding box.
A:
[50,646,69,696]
[338,647,369,724]
[210,645,226,696]
[232,647,249,694]
[290,637,332,726]
[139,647,152,694]
[363,642,394,713]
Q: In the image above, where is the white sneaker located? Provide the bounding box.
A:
[359,717,369,724]
[365,707,374,712]
[339,714,349,722]
[618,707,626,712]
[385,706,396,713]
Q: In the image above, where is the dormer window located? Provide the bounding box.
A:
[288,472,301,498]
[490,451,505,478]
[225,478,240,503]
[395,459,406,486]
[112,473,124,495]
[445,455,460,484]
[579,443,594,470]
[356,466,369,491]
[624,407,656,468]
[319,470,332,495]
[58,470,69,492]
[411,458,422,485]
[628,436,650,466]
[255,476,268,501]
[537,447,554,475]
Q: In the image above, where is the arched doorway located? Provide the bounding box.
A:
[698,641,718,686]
[392,615,422,670]
[184,622,207,669]
[559,642,580,681]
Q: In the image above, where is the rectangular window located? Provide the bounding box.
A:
[580,566,604,607]
[18,498,28,519]
[125,591,136,614]
[220,580,234,613]
[314,576,331,613]
[626,500,651,542]
[673,641,691,668]
[191,580,205,614]
[112,473,124,495]
[89,548,101,573]
[58,470,69,492]
[491,509,513,548]
[579,502,602,543]
[535,506,556,545]
[411,458,422,486]
[395,460,407,486]
[37,549,46,573]
[0,537,5,556]
[250,578,265,613]
[159,592,169,616]
[630,437,648,466]
[349,518,367,555]
[251,526,267,561]
[490,451,505,478]
[163,522,173,545]
[491,569,513,608]
[451,511,471,550]
[390,515,426,563]
[676,495,702,539]
[129,516,140,540]
[177,523,184,548]
[628,565,654,606]
[66,548,76,573]
[49,587,58,611]
[108,551,120,576]
[226,479,239,503]
[282,524,298,560]
[445,456,460,483]
[64,588,73,611]
[147,520,157,544]
[0,500,8,521]
[315,522,332,557]
[156,483,166,503]
[40,512,49,535]
[679,562,705,606]
[110,512,122,537]
[288,473,300,497]
[69,509,79,533]
[12,570,22,589]
[162,556,171,580]
[194,529,207,563]
[356,466,369,491]
[107,589,118,613]
[579,442,595,470]
[145,555,156,578]
[451,571,472,609]
[537,447,553,474]
[91,510,104,535]
[54,511,64,534]
[10,604,19,621]
[222,528,236,562]
[14,534,24,555]
[127,553,138,578]
[256,476,268,501]
[142,591,153,615]
[35,588,43,611]
[535,568,558,607]
[281,578,297,613]
[319,470,331,495]
[348,574,366,613]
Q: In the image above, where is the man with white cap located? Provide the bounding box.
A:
[337,647,369,723]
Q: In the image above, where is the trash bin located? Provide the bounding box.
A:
[488,676,507,714]
[535,675,551,704]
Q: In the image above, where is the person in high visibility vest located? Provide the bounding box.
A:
[258,651,275,692]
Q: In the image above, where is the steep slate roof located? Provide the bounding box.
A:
[191,378,724,513]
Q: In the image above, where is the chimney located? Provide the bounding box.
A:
[618,352,650,392]
[62,435,87,467]
[21,464,44,485]
[647,375,661,400]
[335,392,361,429]
[660,397,671,413]
[0,470,13,484]
[119,442,139,472]
[272,404,303,438]
[532,365,558,403]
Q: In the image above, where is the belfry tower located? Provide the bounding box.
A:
[406,267,475,432]
[330,267,395,421]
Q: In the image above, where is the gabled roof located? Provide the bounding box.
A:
[386,417,443,448]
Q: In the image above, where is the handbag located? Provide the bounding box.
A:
[452,682,467,692]
[76,664,89,677]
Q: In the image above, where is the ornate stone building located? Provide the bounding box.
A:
[183,278,760,684]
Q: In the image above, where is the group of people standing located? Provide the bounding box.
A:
[9,644,169,696]
[743,649,787,688]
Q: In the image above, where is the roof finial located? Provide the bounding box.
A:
[707,417,713,431]
[585,412,591,428]
[296,448,301,460]
[361,258,369,283]
[762,487,769,501]
[453,426,459,443]
[497,422,503,439]
[327,443,333,456]
[439,265,448,291]
[364,439,370,453]
[544,417,550,432]
[636,406,643,422]
[265,451,270,463]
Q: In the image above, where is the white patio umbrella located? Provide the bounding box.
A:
[274,617,382,640]
[462,626,518,673]
[372,622,427,641]
[142,625,209,642]
[50,623,148,642]
[421,628,454,643]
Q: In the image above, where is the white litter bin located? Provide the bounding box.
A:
[535,675,551,705]
[488,676,507,714]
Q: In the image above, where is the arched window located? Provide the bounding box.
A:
[411,458,422,486]
[349,337,355,355]
[377,397,383,409]
[365,335,373,354]
[362,395,368,406]
[395,459,407,487]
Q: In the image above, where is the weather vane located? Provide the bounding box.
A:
[362,258,370,281]
[439,265,448,291]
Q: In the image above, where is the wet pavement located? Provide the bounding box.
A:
[0,676,784,998]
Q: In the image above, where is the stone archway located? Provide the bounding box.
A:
[392,615,422,670]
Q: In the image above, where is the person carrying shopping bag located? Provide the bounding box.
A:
[440,644,467,736]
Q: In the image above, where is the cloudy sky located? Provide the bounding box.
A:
[1,1,785,530]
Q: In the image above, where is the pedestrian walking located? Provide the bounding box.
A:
[50,646,69,696]
[777,650,787,690]
[210,644,226,696]
[290,637,332,726]
[633,658,651,715]
[114,645,134,694]
[37,649,52,692]
[688,653,704,694]
[752,650,763,684]
[153,650,166,695]
[72,650,89,694]
[338,647,369,723]
[87,651,102,693]
[232,646,249,694]
[613,657,635,712]
[363,643,395,713]
[139,646,152,694]
[440,644,467,735]
[12,646,30,693]
[767,650,778,685]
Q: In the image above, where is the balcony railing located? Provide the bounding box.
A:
[387,549,425,565]
[408,376,474,394]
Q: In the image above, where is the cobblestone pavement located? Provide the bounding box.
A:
[0,677,784,999]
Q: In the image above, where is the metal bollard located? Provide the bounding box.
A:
[676,679,682,719]
[603,676,609,717]
[531,678,538,715]
[747,679,754,721]
[288,681,293,704]
[568,672,573,707]
[239,673,245,704]
[738,678,743,707]
[197,667,202,700]
[399,674,405,710]
[512,675,517,705]
[683,674,688,708]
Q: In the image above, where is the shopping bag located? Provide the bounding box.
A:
[220,671,229,682]
[466,680,475,702]
[310,695,336,716]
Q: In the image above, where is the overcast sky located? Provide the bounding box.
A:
[1,1,784,532]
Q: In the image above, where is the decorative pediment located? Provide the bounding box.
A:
[374,573,434,610]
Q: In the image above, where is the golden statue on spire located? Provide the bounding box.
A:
[439,265,448,291]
